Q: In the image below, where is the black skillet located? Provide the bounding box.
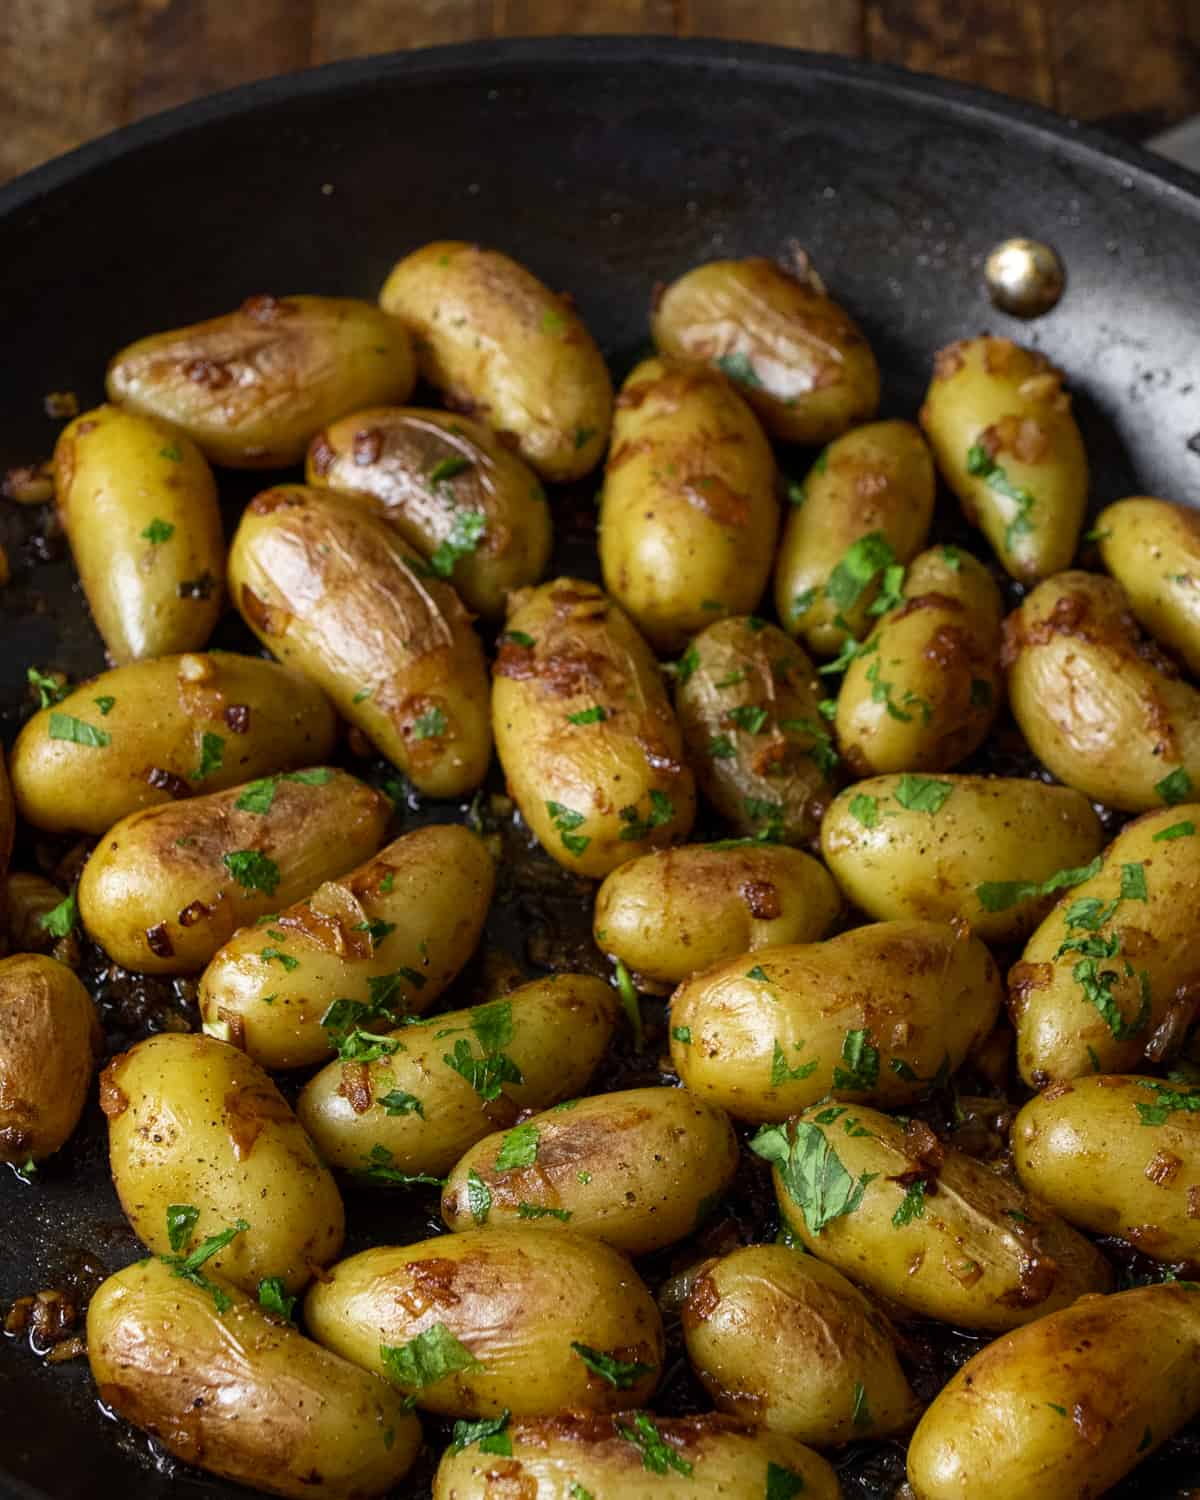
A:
[2,35,1200,1500]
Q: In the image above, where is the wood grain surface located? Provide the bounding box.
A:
[2,0,1198,183]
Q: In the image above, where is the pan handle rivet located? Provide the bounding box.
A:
[984,237,1066,317]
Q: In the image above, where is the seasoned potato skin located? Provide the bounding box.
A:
[598,356,779,650]
[1011,805,1200,1085]
[200,824,493,1069]
[774,420,935,653]
[10,652,337,836]
[1099,497,1200,675]
[230,485,491,797]
[821,774,1104,944]
[306,406,551,619]
[434,1410,841,1500]
[1005,570,1200,810]
[106,294,416,468]
[670,920,1001,1122]
[673,617,836,845]
[297,974,618,1176]
[906,1285,1200,1499]
[379,242,612,481]
[87,1257,420,1500]
[304,1229,663,1418]
[0,954,101,1163]
[920,336,1087,581]
[651,255,880,444]
[593,842,840,986]
[492,578,695,877]
[53,404,223,663]
[683,1244,918,1444]
[771,1103,1112,1330]
[102,1033,343,1293]
[77,767,388,974]
[441,1086,739,1253]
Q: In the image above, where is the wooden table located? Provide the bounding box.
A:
[3,0,1199,184]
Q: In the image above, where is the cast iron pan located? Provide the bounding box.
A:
[2,36,1200,1500]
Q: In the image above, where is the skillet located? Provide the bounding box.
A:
[1,35,1200,1500]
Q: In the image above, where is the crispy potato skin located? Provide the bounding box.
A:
[920,336,1087,581]
[304,1229,663,1418]
[598,356,779,651]
[593,842,840,986]
[77,768,388,974]
[229,485,491,797]
[774,420,935,654]
[906,1285,1200,1499]
[820,774,1104,944]
[53,404,224,662]
[379,242,612,481]
[1099,496,1200,675]
[306,406,551,618]
[669,920,1002,1122]
[1005,570,1200,811]
[106,295,415,468]
[492,578,695,876]
[0,954,101,1163]
[651,255,880,444]
[10,652,337,836]
[102,1033,343,1293]
[441,1086,739,1253]
[87,1257,420,1500]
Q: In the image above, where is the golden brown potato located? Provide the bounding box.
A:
[920,336,1088,581]
[53,404,223,663]
[10,653,337,836]
[651,255,880,444]
[379,241,612,481]
[229,485,491,797]
[88,1257,420,1500]
[106,294,415,468]
[598,357,779,651]
[77,767,388,974]
[1098,497,1200,675]
[102,1032,343,1293]
[492,578,695,877]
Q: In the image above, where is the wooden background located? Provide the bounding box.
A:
[2,0,1199,184]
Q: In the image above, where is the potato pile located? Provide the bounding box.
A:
[3,244,1200,1500]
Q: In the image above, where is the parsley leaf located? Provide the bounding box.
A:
[1121,863,1149,902]
[443,1000,523,1102]
[771,1039,818,1086]
[48,711,110,749]
[379,1089,424,1118]
[354,918,396,949]
[141,518,175,543]
[221,850,280,894]
[450,1410,511,1456]
[1156,767,1193,805]
[94,695,116,715]
[617,790,675,841]
[1073,958,1151,1040]
[965,444,1036,553]
[428,455,473,485]
[728,704,769,734]
[412,706,447,739]
[849,793,879,829]
[546,799,590,857]
[516,1202,572,1221]
[892,1180,927,1227]
[766,1462,807,1500]
[495,1122,539,1171]
[614,959,644,1052]
[779,717,839,777]
[1154,820,1196,842]
[1134,1080,1200,1126]
[826,532,898,615]
[571,1342,656,1389]
[615,1413,692,1476]
[379,1323,481,1389]
[832,1029,879,1092]
[38,890,78,938]
[667,644,700,684]
[166,1203,200,1252]
[503,629,535,648]
[672,1025,692,1044]
[27,666,68,707]
[716,351,762,388]
[192,732,224,782]
[893,774,953,814]
[466,1169,492,1225]
[852,1380,873,1430]
[159,1216,248,1314]
[566,705,607,725]
[976,855,1103,913]
[708,734,736,759]
[358,1143,443,1186]
[750,1119,877,1235]
[233,768,332,814]
[257,1277,296,1320]
[429,509,486,577]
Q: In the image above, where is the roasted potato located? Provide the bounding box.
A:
[1098,496,1200,675]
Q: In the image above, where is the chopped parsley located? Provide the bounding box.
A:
[614,959,644,1052]
[771,1039,818,1086]
[892,1180,928,1227]
[1154,820,1196,842]
[443,999,523,1102]
[850,793,879,829]
[1120,863,1149,902]
[412,706,447,739]
[257,1277,297,1320]
[466,1169,492,1225]
[571,1342,656,1389]
[574,426,597,450]
[259,946,298,971]
[429,509,486,577]
[1134,1080,1200,1127]
[47,712,110,748]
[141,518,175,544]
[495,1122,539,1171]
[1155,767,1193,806]
[852,1380,874,1430]
[866,653,931,725]
[379,1322,480,1389]
[450,1410,511,1456]
[159,1214,248,1314]
[615,1413,693,1477]
[826,533,899,616]
[672,1025,692,1044]
[546,799,590,858]
[359,1143,443,1186]
[503,629,535,648]
[379,1089,424,1118]
[192,732,224,782]
[751,1119,876,1234]
[708,734,736,759]
[166,1203,200,1251]
[893,774,953,814]
[234,768,333,814]
[728,704,769,734]
[766,1462,807,1500]
[159,443,182,462]
[222,850,280,895]
[38,890,78,938]
[746,965,771,982]
[779,717,839,777]
[94,695,116,715]
[976,854,1102,913]
[743,796,784,842]
[428,455,473,484]
[965,443,1036,553]
[354,918,396,948]
[516,1202,572,1221]
[566,705,607,725]
[716,351,762,389]
[832,1029,879,1092]
[618,790,675,841]
[666,643,701,684]
[27,667,68,708]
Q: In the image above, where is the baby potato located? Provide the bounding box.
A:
[1098,497,1200,674]
[821,774,1104,944]
[379,241,612,481]
[10,652,336,836]
[773,421,935,654]
[683,1244,918,1444]
[919,336,1088,581]
[764,1103,1112,1330]
[1005,570,1200,810]
[598,357,778,651]
[1011,805,1200,1085]
[906,1284,1200,1500]
[651,254,880,444]
[593,842,840,986]
[670,920,1001,1122]
[306,407,552,619]
[434,1411,841,1500]
[5,874,67,953]
[0,954,100,1163]
[102,1032,343,1293]
[297,974,617,1177]
[200,824,493,1069]
[673,617,836,845]
[230,485,491,797]
[77,767,388,974]
[441,1086,739,1253]
[492,578,695,877]
[836,545,1002,776]
[88,1257,420,1500]
[53,404,223,663]
[304,1228,662,1418]
[106,294,416,468]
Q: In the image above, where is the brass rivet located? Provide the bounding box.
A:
[984,238,1066,318]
